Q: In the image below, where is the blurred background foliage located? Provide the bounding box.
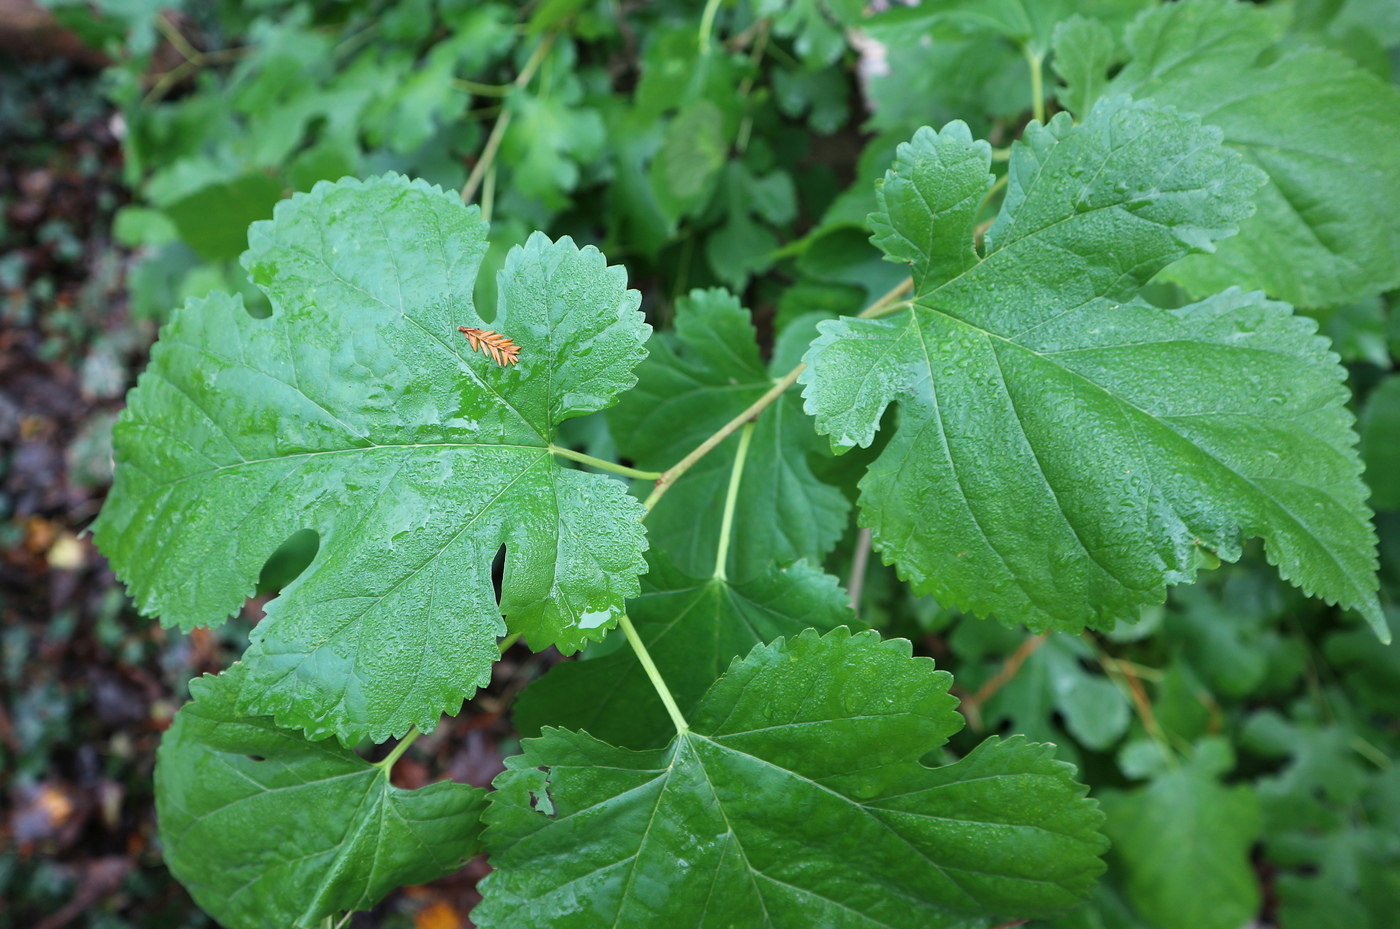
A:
[1,0,1397,927]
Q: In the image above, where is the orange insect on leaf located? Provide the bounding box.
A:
[457,326,520,366]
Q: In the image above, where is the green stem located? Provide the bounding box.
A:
[619,615,689,733]
[481,163,497,224]
[455,79,512,96]
[982,172,1009,210]
[461,33,556,204]
[548,445,663,480]
[499,631,521,654]
[857,276,916,320]
[713,422,755,581]
[699,0,724,49]
[1024,45,1045,124]
[374,726,422,772]
[627,268,922,728]
[645,365,803,513]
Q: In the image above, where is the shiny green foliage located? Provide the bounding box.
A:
[612,289,848,581]
[156,664,488,929]
[801,100,1383,637]
[75,2,1400,927]
[514,553,854,749]
[94,175,650,742]
[477,629,1107,928]
[1061,0,1400,309]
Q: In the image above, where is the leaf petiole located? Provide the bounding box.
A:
[1024,45,1046,124]
[644,366,803,512]
[713,422,755,581]
[547,445,662,480]
[373,726,422,773]
[619,614,690,733]
[857,276,915,320]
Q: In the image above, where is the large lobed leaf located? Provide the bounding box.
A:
[610,289,849,581]
[1058,0,1400,308]
[156,664,487,929]
[476,628,1107,928]
[93,175,651,742]
[800,99,1383,638]
[513,552,855,749]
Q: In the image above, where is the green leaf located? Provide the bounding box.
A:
[1361,376,1400,510]
[611,289,849,581]
[500,81,606,211]
[513,552,855,749]
[865,0,1152,57]
[1077,0,1400,308]
[860,19,1027,139]
[93,175,650,743]
[1100,740,1262,929]
[476,628,1107,927]
[800,101,1384,638]
[1051,16,1115,120]
[159,173,285,262]
[705,163,797,290]
[155,664,487,929]
[755,0,866,67]
[772,66,851,135]
[650,99,729,226]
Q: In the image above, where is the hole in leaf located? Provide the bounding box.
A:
[246,755,266,762]
[491,544,506,604]
[256,529,320,595]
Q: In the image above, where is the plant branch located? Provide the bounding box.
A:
[622,269,923,731]
[856,276,915,320]
[454,79,512,96]
[1085,634,1175,760]
[646,275,918,516]
[713,422,755,581]
[1023,45,1045,125]
[847,527,871,615]
[645,365,804,513]
[481,163,497,223]
[961,634,1048,730]
[699,0,724,49]
[461,33,556,204]
[498,631,522,654]
[620,615,690,733]
[548,445,663,480]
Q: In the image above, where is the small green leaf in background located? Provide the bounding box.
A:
[1061,0,1400,309]
[611,288,849,581]
[477,628,1107,928]
[1361,376,1400,510]
[159,173,285,262]
[650,99,729,226]
[1051,16,1115,121]
[513,552,854,749]
[1100,740,1262,929]
[93,175,651,743]
[156,664,487,929]
[801,100,1383,638]
[704,162,797,290]
[499,40,606,212]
